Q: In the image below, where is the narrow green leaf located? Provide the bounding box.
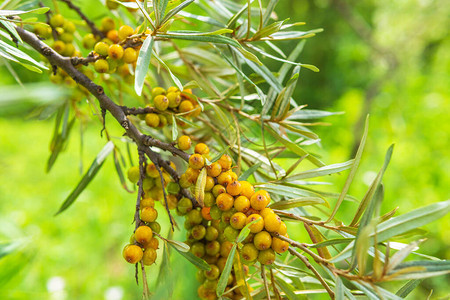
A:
[335,276,344,300]
[0,19,22,43]
[0,241,21,259]
[166,239,189,252]
[0,39,47,70]
[135,0,156,29]
[350,144,394,226]
[0,7,49,16]
[262,0,279,26]
[158,33,241,48]
[269,197,325,209]
[226,0,252,28]
[55,142,114,215]
[327,116,369,222]
[216,244,237,297]
[286,109,343,120]
[257,183,324,199]
[152,51,183,91]
[134,36,154,96]
[386,239,424,273]
[171,114,178,141]
[161,0,194,25]
[210,146,231,163]
[169,243,211,270]
[260,29,323,41]
[236,219,258,243]
[285,160,353,182]
[238,162,262,181]
[252,19,288,40]
[235,46,263,65]
[274,278,300,300]
[178,11,225,27]
[396,279,423,297]
[309,238,353,248]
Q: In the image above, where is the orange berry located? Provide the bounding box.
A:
[189,154,205,170]
[177,135,191,150]
[201,207,212,221]
[146,163,160,178]
[108,44,124,60]
[123,244,143,264]
[135,225,153,246]
[147,237,159,249]
[271,237,289,254]
[217,171,233,186]
[195,143,210,155]
[216,193,234,211]
[246,214,264,233]
[212,184,226,197]
[226,181,242,196]
[218,154,232,171]
[250,192,269,210]
[277,221,287,235]
[220,241,234,257]
[206,162,222,177]
[260,207,274,219]
[140,198,155,209]
[185,167,200,183]
[106,30,119,43]
[179,100,194,114]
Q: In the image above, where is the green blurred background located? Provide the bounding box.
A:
[0,0,449,299]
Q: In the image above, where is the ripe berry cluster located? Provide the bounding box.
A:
[122,161,177,266]
[175,137,289,299]
[144,86,201,129]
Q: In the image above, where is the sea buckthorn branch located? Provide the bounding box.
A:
[120,106,156,115]
[59,0,105,38]
[260,264,271,300]
[135,148,146,229]
[70,52,100,66]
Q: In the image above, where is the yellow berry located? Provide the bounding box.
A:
[194,143,210,155]
[50,14,65,27]
[140,207,158,222]
[246,214,264,233]
[123,47,137,63]
[94,42,109,56]
[145,113,160,128]
[264,213,281,232]
[101,17,116,32]
[118,25,134,40]
[250,192,269,210]
[52,41,66,54]
[234,196,250,213]
[206,163,222,178]
[140,198,155,208]
[106,29,120,43]
[254,231,272,250]
[258,249,276,265]
[230,212,247,229]
[154,94,169,111]
[215,193,234,211]
[179,100,194,114]
[60,33,73,43]
[63,21,76,34]
[82,33,96,49]
[127,166,140,183]
[108,44,124,60]
[151,86,166,98]
[142,248,157,265]
[272,237,289,254]
[226,181,242,196]
[167,92,181,108]
[218,154,232,171]
[94,59,109,73]
[146,163,160,178]
[177,135,191,150]
[135,225,153,246]
[189,154,205,170]
[123,244,143,264]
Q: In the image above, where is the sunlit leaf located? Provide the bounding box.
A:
[194,168,207,207]
[269,197,325,209]
[238,162,262,181]
[161,0,194,25]
[169,243,211,270]
[134,36,154,96]
[216,244,237,297]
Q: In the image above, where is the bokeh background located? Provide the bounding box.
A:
[0,0,449,299]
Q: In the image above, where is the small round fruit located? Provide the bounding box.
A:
[218,154,232,171]
[123,244,143,264]
[94,59,109,73]
[241,243,258,263]
[250,192,269,210]
[206,162,222,178]
[106,29,120,43]
[185,167,200,183]
[140,207,158,222]
[142,248,157,265]
[135,225,153,246]
[230,212,247,229]
[82,33,96,49]
[224,225,239,242]
[177,197,193,215]
[167,86,179,93]
[108,44,124,60]
[189,154,205,170]
[205,176,215,192]
[272,237,289,254]
[240,181,255,199]
[94,42,109,56]
[201,207,212,221]
[220,241,234,257]
[127,166,140,183]
[151,87,166,97]
[195,143,210,155]
[217,172,232,186]
[234,196,250,213]
[191,242,205,258]
[258,249,276,265]
[209,205,222,220]
[123,47,137,63]
[264,213,281,232]
[52,41,66,54]
[177,135,191,150]
[205,241,220,256]
[204,265,220,280]
[63,21,76,33]
[260,207,274,219]
[216,193,234,211]
[204,192,215,208]
[179,100,194,114]
[186,209,203,226]
[254,231,272,250]
[140,198,155,209]
[167,92,181,108]
[145,113,160,128]
[154,94,169,111]
[101,17,115,32]
[246,214,264,233]
[212,185,226,198]
[50,14,65,27]
[191,224,206,240]
[148,222,161,233]
[179,174,191,189]
[205,226,219,241]
[277,221,287,235]
[60,33,73,43]
[118,25,134,40]
[227,181,242,196]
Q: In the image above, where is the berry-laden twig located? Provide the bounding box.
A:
[59,0,105,38]
[39,2,58,40]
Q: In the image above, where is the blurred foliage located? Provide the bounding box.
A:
[0,0,449,299]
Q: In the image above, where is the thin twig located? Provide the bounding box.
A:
[40,2,58,40]
[269,267,281,300]
[260,264,271,300]
[59,0,105,38]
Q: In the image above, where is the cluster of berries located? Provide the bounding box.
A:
[143,86,201,128]
[122,161,177,266]
[175,137,289,299]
